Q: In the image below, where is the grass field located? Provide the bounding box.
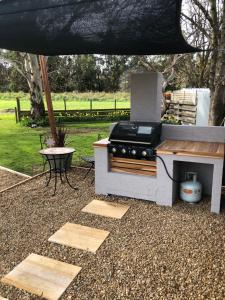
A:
[0,114,110,175]
[0,92,130,111]
[0,92,128,174]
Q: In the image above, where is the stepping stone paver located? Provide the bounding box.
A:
[1,253,81,300]
[82,199,130,219]
[48,222,110,253]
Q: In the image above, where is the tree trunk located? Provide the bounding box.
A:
[210,84,225,125]
[209,0,225,125]
[24,54,45,120]
[29,80,45,120]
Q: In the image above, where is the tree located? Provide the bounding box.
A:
[23,53,45,119]
[48,56,78,92]
[73,55,99,92]
[182,0,225,125]
[48,55,101,92]
[0,59,10,91]
[0,51,45,119]
[47,55,128,93]
[98,55,128,92]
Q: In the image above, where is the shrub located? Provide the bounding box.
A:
[21,116,49,127]
[161,115,181,125]
[21,110,130,127]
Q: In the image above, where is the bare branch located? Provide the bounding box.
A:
[137,58,157,71]
[192,0,214,28]
[0,55,28,81]
[182,12,211,39]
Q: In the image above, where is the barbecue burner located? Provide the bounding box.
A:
[108,121,162,160]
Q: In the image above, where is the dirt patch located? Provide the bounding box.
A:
[0,168,225,299]
[0,169,27,192]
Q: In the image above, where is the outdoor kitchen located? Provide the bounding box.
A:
[94,72,225,214]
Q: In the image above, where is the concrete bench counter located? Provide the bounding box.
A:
[94,137,224,214]
[93,138,109,148]
[157,139,224,158]
[156,139,224,214]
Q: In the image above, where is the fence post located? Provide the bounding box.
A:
[16,97,21,122]
[63,97,67,112]
[90,99,93,111]
[15,107,18,123]
[114,99,117,111]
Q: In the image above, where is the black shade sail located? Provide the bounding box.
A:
[0,0,200,55]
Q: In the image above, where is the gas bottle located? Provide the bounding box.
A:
[180,172,202,203]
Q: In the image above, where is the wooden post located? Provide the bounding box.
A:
[39,55,57,142]
[15,107,18,123]
[63,97,67,112]
[114,99,117,111]
[16,97,21,121]
[90,99,93,111]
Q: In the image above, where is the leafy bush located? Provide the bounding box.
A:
[56,110,130,123]
[161,115,181,125]
[21,110,130,127]
[21,116,49,127]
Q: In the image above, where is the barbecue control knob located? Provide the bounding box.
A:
[112,147,117,153]
[121,148,127,154]
[131,149,137,155]
[142,150,148,157]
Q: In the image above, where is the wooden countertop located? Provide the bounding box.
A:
[93,138,109,148]
[156,140,224,159]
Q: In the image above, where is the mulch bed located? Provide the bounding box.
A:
[0,168,225,299]
[0,169,27,192]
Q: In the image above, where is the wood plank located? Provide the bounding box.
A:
[156,140,224,158]
[169,104,197,111]
[111,167,156,177]
[39,56,57,143]
[180,112,196,118]
[172,95,195,98]
[172,91,197,105]
[166,99,196,107]
[177,116,196,123]
[111,161,156,172]
[1,254,81,300]
[168,110,196,118]
[171,98,196,101]
[111,157,156,166]
[175,152,223,159]
[172,99,196,104]
[82,199,130,219]
[182,121,196,125]
[171,100,196,105]
[48,223,110,253]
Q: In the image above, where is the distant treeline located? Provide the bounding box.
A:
[0,55,130,93]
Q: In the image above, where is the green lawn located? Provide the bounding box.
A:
[0,114,110,175]
[0,92,130,111]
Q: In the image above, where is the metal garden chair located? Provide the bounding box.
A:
[81,134,102,184]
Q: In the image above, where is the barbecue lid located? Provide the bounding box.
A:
[109,121,162,145]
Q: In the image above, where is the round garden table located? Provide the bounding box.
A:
[39,147,78,195]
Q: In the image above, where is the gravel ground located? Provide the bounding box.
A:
[0,168,225,300]
[0,169,27,192]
